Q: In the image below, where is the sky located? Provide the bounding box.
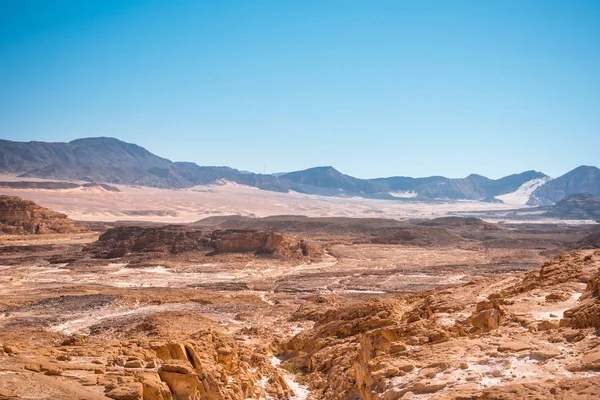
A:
[1,0,599,179]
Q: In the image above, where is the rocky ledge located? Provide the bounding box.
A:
[0,195,83,234]
[87,225,323,260]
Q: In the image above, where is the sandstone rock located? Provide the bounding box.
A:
[158,360,195,375]
[158,371,205,400]
[79,375,99,386]
[88,226,211,259]
[470,308,501,332]
[2,344,18,354]
[536,320,559,331]
[546,291,570,301]
[530,346,561,360]
[56,353,72,361]
[0,195,83,234]
[515,250,596,293]
[409,381,446,394]
[124,359,145,369]
[105,383,143,400]
[87,225,322,261]
[154,332,291,400]
[23,363,41,372]
[561,271,600,329]
[497,341,532,353]
[135,372,173,400]
[41,365,63,376]
[61,335,87,346]
[563,329,585,343]
[582,351,600,370]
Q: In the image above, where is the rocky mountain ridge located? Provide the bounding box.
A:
[1,137,597,203]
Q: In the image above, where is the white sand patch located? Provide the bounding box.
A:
[0,179,536,224]
[496,177,551,206]
[389,190,418,198]
[336,289,387,294]
[49,303,199,335]
[530,292,583,321]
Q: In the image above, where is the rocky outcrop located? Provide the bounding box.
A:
[87,226,322,260]
[0,195,82,234]
[153,333,291,400]
[514,250,597,293]
[280,249,600,399]
[0,310,294,400]
[469,301,503,333]
[209,229,323,259]
[88,225,211,258]
[561,266,600,329]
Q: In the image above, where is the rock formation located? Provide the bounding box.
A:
[279,249,600,399]
[562,266,600,329]
[0,195,82,234]
[87,225,323,260]
[88,225,211,258]
[210,229,323,259]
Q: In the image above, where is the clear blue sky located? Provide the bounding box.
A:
[1,1,598,179]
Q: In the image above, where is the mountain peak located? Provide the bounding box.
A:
[532,165,600,203]
[69,136,124,144]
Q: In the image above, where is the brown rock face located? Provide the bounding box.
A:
[0,195,82,234]
[514,250,598,294]
[210,229,323,259]
[469,300,505,333]
[279,249,600,400]
[153,331,292,400]
[561,269,600,329]
[88,226,211,258]
[469,308,502,332]
[88,226,322,260]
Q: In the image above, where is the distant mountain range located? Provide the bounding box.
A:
[1,137,598,204]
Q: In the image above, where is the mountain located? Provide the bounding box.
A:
[543,193,600,221]
[530,166,600,205]
[281,166,377,194]
[0,137,281,190]
[279,167,547,200]
[0,137,189,188]
[0,137,594,203]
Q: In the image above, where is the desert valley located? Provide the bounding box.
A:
[0,138,599,400]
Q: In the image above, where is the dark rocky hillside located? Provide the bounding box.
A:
[2,137,597,203]
[543,193,600,221]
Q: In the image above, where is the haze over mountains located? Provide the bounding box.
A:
[1,137,598,205]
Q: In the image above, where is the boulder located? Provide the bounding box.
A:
[470,307,501,332]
